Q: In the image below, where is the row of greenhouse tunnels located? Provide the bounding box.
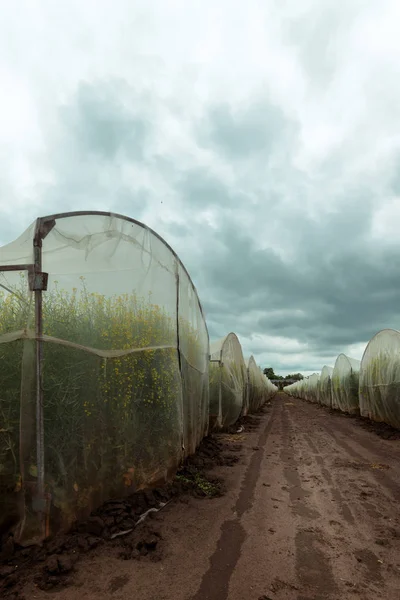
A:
[285,329,400,431]
[0,212,277,545]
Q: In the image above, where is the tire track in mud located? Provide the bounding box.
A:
[292,403,397,528]
[301,431,355,524]
[289,400,400,600]
[284,404,356,525]
[280,403,338,599]
[307,408,400,524]
[192,397,400,600]
[321,421,400,500]
[279,408,319,520]
[292,401,400,504]
[191,405,276,600]
[316,416,400,571]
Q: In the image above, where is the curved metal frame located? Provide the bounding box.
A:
[38,210,208,328]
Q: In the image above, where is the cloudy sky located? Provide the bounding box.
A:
[1,0,400,375]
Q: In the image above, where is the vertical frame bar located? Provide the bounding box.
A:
[33,220,45,536]
[30,217,54,538]
[175,263,185,454]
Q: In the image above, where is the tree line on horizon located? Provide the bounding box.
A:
[263,367,304,382]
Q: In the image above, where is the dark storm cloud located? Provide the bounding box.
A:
[199,100,290,158]
[36,79,153,221]
[199,217,400,363]
[33,83,396,373]
[176,168,246,208]
[167,144,397,370]
[60,80,150,160]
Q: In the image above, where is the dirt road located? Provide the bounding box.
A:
[20,394,400,600]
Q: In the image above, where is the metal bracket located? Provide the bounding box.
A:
[28,269,49,291]
[34,218,56,246]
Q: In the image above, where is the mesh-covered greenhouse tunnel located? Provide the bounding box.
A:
[331,354,360,414]
[359,329,400,429]
[317,366,333,407]
[303,373,319,403]
[246,356,276,412]
[0,212,209,544]
[284,382,295,397]
[285,378,302,399]
[209,333,247,430]
[266,377,278,399]
[284,379,303,398]
[285,375,317,401]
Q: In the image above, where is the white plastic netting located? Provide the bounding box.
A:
[303,373,320,403]
[317,366,334,407]
[0,212,209,543]
[246,356,276,411]
[285,375,318,401]
[359,329,400,428]
[284,380,300,398]
[285,358,359,416]
[209,333,247,430]
[331,354,360,414]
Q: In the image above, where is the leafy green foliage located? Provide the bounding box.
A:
[263,367,303,381]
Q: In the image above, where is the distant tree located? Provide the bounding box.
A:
[263,368,304,381]
[263,367,284,380]
[263,367,276,379]
[285,373,304,381]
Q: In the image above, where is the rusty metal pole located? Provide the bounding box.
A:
[33,224,45,538]
[30,217,53,540]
